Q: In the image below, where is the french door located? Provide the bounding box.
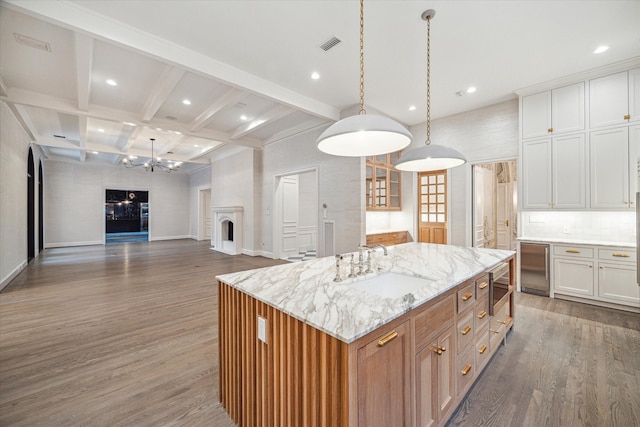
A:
[418,170,447,244]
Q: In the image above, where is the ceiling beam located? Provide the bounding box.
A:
[77,115,87,161]
[230,105,294,140]
[263,118,329,146]
[115,123,139,152]
[140,65,186,123]
[6,103,39,141]
[189,87,246,132]
[0,76,8,98]
[74,33,93,112]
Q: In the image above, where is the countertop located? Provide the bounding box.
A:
[216,242,514,343]
[518,236,636,248]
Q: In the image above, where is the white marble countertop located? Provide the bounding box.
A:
[517,236,636,248]
[216,242,515,343]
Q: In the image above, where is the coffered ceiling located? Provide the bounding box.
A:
[1,1,639,172]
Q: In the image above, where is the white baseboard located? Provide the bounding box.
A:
[149,235,191,241]
[1,260,28,291]
[46,240,103,248]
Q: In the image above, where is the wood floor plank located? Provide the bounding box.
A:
[1,240,639,426]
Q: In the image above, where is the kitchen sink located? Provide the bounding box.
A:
[350,272,434,299]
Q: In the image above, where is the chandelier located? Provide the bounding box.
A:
[122,138,181,172]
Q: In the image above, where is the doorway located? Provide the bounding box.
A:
[273,168,318,261]
[199,188,212,241]
[472,160,517,249]
[105,189,149,244]
[38,161,44,253]
[27,148,35,262]
[417,170,448,244]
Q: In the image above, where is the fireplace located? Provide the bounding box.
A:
[211,206,243,255]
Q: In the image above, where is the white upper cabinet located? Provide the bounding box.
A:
[521,133,586,209]
[522,82,585,139]
[589,68,640,128]
[589,126,639,209]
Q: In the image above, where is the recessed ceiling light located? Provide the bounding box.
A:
[92,151,99,154]
[311,72,320,80]
[106,79,117,86]
[194,144,199,147]
[593,45,609,54]
[98,128,105,132]
[240,115,248,121]
[409,105,416,111]
[466,86,477,94]
[182,99,191,105]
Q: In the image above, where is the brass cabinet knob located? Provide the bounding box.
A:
[548,127,553,133]
[624,114,631,120]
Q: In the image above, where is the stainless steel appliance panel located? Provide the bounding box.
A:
[520,243,550,296]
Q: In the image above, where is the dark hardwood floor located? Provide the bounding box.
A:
[1,240,638,426]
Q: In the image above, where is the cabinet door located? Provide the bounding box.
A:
[552,82,585,134]
[630,68,640,124]
[590,127,630,209]
[553,133,586,208]
[553,258,594,296]
[598,262,640,306]
[358,321,411,427]
[522,138,552,209]
[522,91,552,139]
[630,124,640,200]
[590,71,629,128]
[416,326,455,427]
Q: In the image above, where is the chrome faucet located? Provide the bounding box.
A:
[333,254,344,282]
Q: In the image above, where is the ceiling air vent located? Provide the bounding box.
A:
[318,36,341,52]
[14,33,51,52]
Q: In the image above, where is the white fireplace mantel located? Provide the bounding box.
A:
[211,206,243,255]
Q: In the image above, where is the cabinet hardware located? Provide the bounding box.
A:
[565,249,580,253]
[462,292,473,301]
[461,326,472,336]
[478,311,487,319]
[498,319,507,325]
[461,364,472,376]
[478,281,488,290]
[505,219,509,227]
[490,329,500,334]
[547,127,553,133]
[599,266,604,270]
[589,265,593,268]
[479,344,487,354]
[612,253,630,258]
[434,345,446,355]
[624,114,631,120]
[377,330,398,347]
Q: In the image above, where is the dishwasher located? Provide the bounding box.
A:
[520,243,550,296]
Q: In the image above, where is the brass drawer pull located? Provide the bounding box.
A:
[461,364,472,376]
[478,281,488,290]
[565,249,580,254]
[478,311,487,319]
[612,253,630,258]
[624,114,631,120]
[434,345,447,355]
[478,344,487,354]
[461,326,472,336]
[377,331,398,347]
[462,292,473,302]
[497,319,507,325]
[490,329,500,334]
[547,127,553,133]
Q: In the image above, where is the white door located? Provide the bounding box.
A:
[201,189,212,241]
[279,176,299,259]
[473,167,488,248]
[496,183,511,250]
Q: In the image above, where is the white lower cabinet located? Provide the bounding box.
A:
[550,243,638,310]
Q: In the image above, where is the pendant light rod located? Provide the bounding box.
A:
[316,0,412,157]
[423,9,435,145]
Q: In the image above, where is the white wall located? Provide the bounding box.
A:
[404,99,520,246]
[0,102,34,289]
[45,161,190,247]
[188,165,212,239]
[262,127,362,257]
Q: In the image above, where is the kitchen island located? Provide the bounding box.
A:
[217,242,515,427]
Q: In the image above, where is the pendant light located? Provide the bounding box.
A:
[316,0,412,157]
[394,10,466,171]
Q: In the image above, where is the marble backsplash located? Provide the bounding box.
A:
[520,211,636,244]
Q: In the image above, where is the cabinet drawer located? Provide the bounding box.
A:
[414,295,455,350]
[475,330,491,372]
[553,245,593,258]
[457,310,475,354]
[489,303,510,350]
[457,281,476,313]
[474,298,489,332]
[598,248,636,263]
[476,274,489,300]
[456,347,476,397]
